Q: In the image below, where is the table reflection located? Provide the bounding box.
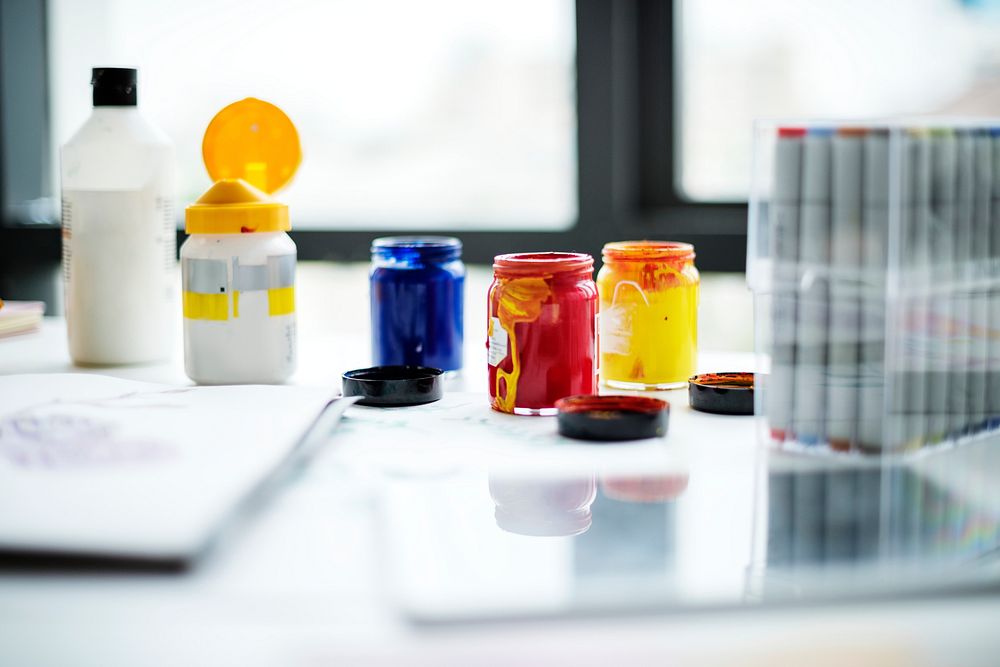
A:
[764,465,1000,569]
[383,452,1000,622]
[487,460,1000,594]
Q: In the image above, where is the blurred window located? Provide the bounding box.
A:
[678,0,1000,201]
[49,0,578,230]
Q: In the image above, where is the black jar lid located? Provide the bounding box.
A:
[688,372,755,415]
[342,365,444,407]
[555,395,669,442]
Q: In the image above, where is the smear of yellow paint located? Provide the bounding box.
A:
[491,277,551,413]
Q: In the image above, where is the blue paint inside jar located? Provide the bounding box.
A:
[370,236,464,372]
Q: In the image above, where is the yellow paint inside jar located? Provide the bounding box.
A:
[597,241,699,389]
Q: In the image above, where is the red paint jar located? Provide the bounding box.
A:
[487,252,598,415]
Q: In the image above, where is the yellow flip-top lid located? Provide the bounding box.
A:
[186,179,290,234]
[185,98,301,234]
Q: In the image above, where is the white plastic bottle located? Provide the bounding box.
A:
[181,98,300,384]
[61,67,176,365]
[181,215,297,384]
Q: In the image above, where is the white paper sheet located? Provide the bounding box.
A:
[0,374,335,564]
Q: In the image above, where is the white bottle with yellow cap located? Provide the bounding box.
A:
[181,98,300,384]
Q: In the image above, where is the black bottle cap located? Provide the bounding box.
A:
[92,68,137,107]
[341,366,444,407]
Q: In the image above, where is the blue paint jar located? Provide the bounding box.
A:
[370,236,464,372]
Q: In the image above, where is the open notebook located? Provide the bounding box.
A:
[0,374,347,568]
[0,301,44,338]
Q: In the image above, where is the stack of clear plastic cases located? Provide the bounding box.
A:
[748,120,1000,455]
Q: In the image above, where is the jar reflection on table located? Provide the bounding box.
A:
[600,475,690,503]
[487,252,598,416]
[597,241,699,389]
[489,475,597,537]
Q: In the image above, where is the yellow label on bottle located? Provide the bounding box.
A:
[267,286,295,316]
[183,291,229,321]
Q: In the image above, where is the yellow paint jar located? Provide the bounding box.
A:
[597,241,699,389]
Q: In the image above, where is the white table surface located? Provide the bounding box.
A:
[1,265,999,666]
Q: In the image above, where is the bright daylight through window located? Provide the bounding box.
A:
[49,0,578,230]
[679,0,1000,201]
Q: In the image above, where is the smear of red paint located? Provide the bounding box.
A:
[690,372,754,390]
[556,395,667,415]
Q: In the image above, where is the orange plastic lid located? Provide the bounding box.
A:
[201,97,301,195]
[187,98,300,234]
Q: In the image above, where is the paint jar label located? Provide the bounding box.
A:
[598,302,630,355]
[488,316,509,366]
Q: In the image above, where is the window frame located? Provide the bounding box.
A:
[0,0,748,282]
